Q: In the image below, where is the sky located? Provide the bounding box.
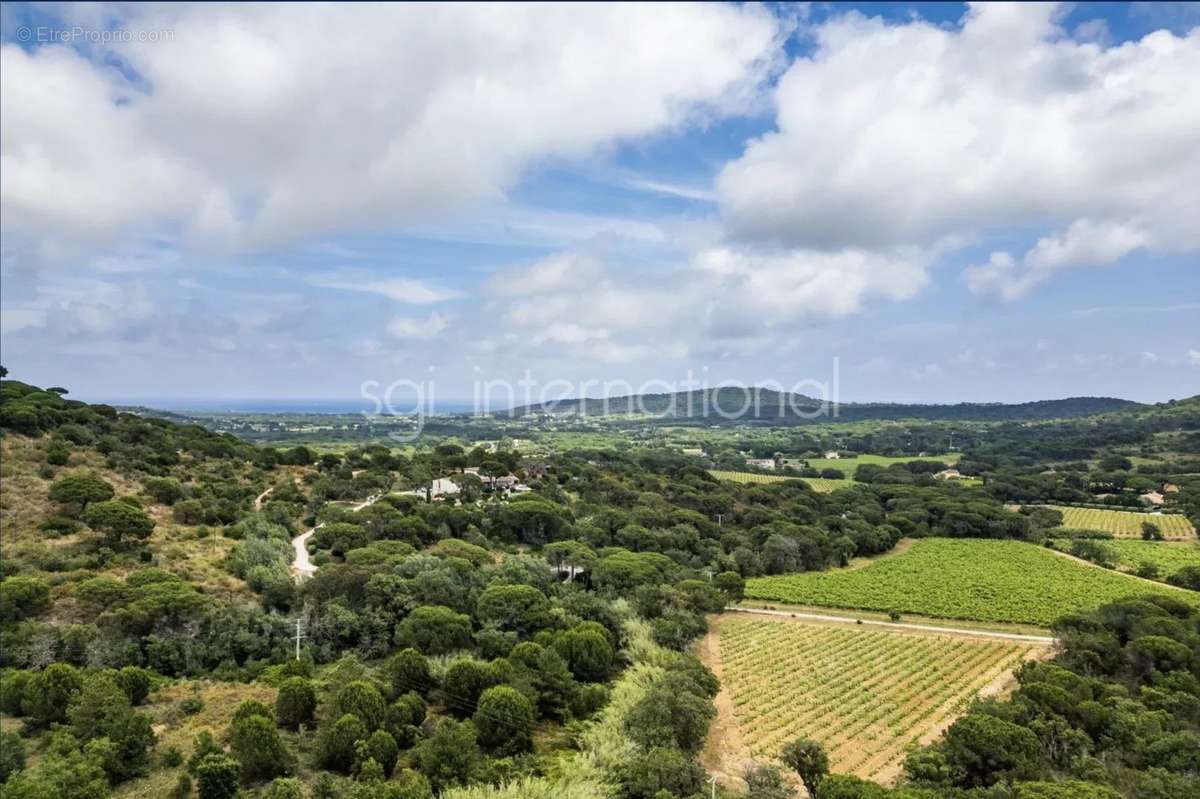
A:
[1,1,1198,406]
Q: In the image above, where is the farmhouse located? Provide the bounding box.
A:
[746,458,776,470]
[1140,491,1165,506]
[823,450,841,459]
[1163,483,1180,493]
[934,468,963,480]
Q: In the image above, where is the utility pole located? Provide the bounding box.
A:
[707,774,717,799]
[716,513,723,529]
[293,616,307,661]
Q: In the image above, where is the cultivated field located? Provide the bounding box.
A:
[708,470,854,493]
[1057,539,1200,575]
[744,538,1200,626]
[801,452,960,473]
[1049,505,1195,539]
[705,615,1043,784]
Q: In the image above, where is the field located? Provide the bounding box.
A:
[744,538,1199,626]
[708,470,854,493]
[1050,505,1195,539]
[1054,539,1200,576]
[704,615,1043,784]
[800,452,960,473]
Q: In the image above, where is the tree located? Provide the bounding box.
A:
[320,713,368,773]
[144,477,184,506]
[359,729,399,777]
[0,576,51,622]
[48,473,114,514]
[275,677,317,729]
[555,626,614,682]
[781,737,829,797]
[714,571,745,602]
[475,584,551,635]
[614,746,705,799]
[385,649,433,698]
[384,692,427,749]
[83,500,156,546]
[115,666,153,705]
[414,719,480,792]
[743,763,791,799]
[439,659,497,718]
[22,662,82,727]
[394,605,473,655]
[473,686,534,756]
[335,681,386,732]
[1142,521,1164,541]
[69,672,156,781]
[195,753,241,799]
[941,713,1040,787]
[230,712,292,783]
[624,676,714,754]
[1167,565,1200,591]
[0,729,25,783]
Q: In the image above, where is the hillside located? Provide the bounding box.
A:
[508,387,1144,423]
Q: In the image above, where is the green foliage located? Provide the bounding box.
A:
[473,686,534,756]
[747,538,1199,625]
[359,729,400,777]
[414,719,480,793]
[48,473,114,514]
[320,713,368,773]
[22,662,82,727]
[940,713,1040,787]
[0,730,26,783]
[195,753,241,799]
[275,677,317,729]
[395,606,473,655]
[439,659,498,719]
[0,731,109,799]
[554,626,614,682]
[68,672,156,782]
[0,577,51,623]
[780,737,830,797]
[335,680,387,732]
[475,584,551,635]
[385,649,434,698]
[83,499,156,545]
[230,712,292,784]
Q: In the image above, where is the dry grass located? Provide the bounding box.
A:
[112,680,280,798]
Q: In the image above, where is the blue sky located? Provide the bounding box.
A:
[1,2,1198,405]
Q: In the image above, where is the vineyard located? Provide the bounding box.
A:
[1049,506,1195,539]
[744,538,1200,626]
[1057,539,1200,575]
[801,452,960,473]
[708,470,854,493]
[712,616,1042,784]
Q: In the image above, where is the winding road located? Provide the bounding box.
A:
[291,494,382,581]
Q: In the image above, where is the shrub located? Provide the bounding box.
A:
[473,686,534,756]
[275,677,317,729]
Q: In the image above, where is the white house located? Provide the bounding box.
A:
[823,451,840,459]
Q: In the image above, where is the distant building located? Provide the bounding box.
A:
[1163,483,1180,493]
[1140,491,1165,506]
[430,477,460,497]
[681,447,704,456]
[746,458,777,470]
[823,451,841,459]
[933,468,963,480]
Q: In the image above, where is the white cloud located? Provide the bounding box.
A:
[715,3,1200,296]
[966,219,1147,299]
[2,3,784,254]
[387,312,449,340]
[308,275,462,304]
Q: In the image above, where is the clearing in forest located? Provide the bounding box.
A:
[744,538,1200,626]
[1049,505,1195,539]
[702,614,1044,785]
[708,470,854,493]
